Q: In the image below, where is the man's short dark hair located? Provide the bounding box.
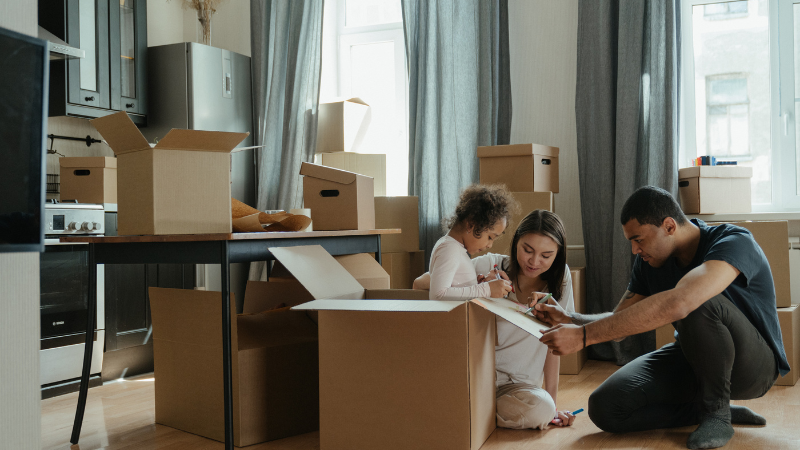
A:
[620,185,687,227]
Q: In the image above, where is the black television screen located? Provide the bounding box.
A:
[0,26,48,253]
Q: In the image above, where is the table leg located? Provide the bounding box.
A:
[375,235,382,264]
[70,243,97,444]
[220,241,234,450]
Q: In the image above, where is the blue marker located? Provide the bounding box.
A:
[551,408,584,424]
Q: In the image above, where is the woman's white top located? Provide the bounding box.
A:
[428,235,492,300]
[471,253,575,388]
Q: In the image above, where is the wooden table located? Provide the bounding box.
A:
[64,229,400,450]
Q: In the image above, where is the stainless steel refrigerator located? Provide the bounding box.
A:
[143,42,255,308]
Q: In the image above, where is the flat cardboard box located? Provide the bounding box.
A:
[300,162,375,231]
[285,246,552,450]
[91,112,248,235]
[776,305,800,386]
[59,157,117,204]
[314,152,386,196]
[560,267,587,375]
[707,221,791,307]
[679,166,752,214]
[477,144,559,193]
[374,196,420,252]
[316,97,371,153]
[474,192,554,258]
[379,251,426,289]
[149,287,319,447]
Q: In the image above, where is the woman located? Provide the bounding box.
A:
[414,210,577,429]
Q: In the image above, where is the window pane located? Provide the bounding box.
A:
[348,41,407,195]
[692,1,771,204]
[79,0,97,92]
[120,0,136,98]
[346,0,402,27]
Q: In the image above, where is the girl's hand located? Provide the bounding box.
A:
[550,410,576,427]
[487,279,513,298]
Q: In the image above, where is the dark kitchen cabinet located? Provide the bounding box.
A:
[39,0,147,125]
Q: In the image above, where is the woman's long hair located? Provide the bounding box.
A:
[503,210,567,302]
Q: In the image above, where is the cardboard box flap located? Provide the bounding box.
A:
[299,162,359,185]
[90,111,151,155]
[59,156,117,168]
[270,245,364,300]
[477,143,559,159]
[154,129,249,153]
[678,166,753,179]
[470,298,550,339]
[333,254,390,289]
[292,298,462,312]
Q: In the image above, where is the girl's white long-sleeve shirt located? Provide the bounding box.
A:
[428,235,492,300]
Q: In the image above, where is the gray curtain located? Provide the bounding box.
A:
[402,0,512,265]
[249,0,324,281]
[575,0,680,364]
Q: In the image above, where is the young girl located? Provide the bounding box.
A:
[417,209,577,429]
[428,184,515,300]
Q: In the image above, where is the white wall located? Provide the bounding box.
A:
[0,1,43,447]
[508,0,584,266]
[147,0,251,56]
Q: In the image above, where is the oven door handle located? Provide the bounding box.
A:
[45,238,89,246]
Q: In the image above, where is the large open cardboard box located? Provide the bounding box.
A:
[148,287,319,447]
[474,192,553,258]
[300,162,375,231]
[679,166,752,214]
[707,220,791,307]
[59,156,117,204]
[283,246,551,450]
[477,144,559,193]
[374,196,420,253]
[316,97,371,153]
[378,250,426,289]
[91,112,248,235]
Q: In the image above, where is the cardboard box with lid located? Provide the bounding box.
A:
[288,246,552,450]
[300,162,375,231]
[59,156,117,205]
[477,143,559,193]
[314,152,386,196]
[90,112,248,235]
[679,166,752,214]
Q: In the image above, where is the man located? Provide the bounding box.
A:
[535,186,788,449]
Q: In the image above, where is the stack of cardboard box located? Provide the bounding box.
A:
[314,98,386,196]
[654,220,799,387]
[374,196,425,289]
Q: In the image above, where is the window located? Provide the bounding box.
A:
[320,0,408,196]
[680,0,800,210]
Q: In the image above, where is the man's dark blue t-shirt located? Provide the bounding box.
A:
[628,219,789,376]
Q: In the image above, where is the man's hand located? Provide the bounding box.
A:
[540,323,584,356]
[533,297,570,326]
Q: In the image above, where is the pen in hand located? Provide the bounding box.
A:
[523,292,553,315]
[551,408,584,425]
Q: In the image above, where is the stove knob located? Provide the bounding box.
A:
[67,222,80,231]
[91,222,101,231]
[80,222,90,231]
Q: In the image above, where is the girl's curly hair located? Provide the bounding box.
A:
[443,184,518,237]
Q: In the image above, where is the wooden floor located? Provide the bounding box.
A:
[43,360,800,450]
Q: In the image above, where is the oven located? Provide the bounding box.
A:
[40,202,105,398]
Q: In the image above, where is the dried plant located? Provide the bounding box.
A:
[168,0,226,45]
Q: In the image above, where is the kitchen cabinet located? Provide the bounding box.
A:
[39,0,147,125]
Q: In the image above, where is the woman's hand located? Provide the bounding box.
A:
[487,279,513,298]
[533,296,571,326]
[550,410,576,427]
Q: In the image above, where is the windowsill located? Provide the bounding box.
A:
[687,211,800,222]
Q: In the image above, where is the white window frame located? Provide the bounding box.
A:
[680,0,800,211]
[323,0,409,196]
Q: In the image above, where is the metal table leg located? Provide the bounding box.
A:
[375,235,382,264]
[70,243,97,444]
[220,241,234,449]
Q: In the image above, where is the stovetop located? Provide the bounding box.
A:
[44,200,105,236]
